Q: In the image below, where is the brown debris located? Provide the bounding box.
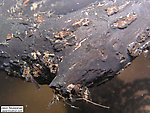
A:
[49,64,58,74]
[33,64,41,77]
[127,42,142,57]
[72,20,82,26]
[112,12,137,29]
[23,0,30,6]
[137,33,148,43]
[30,2,38,11]
[105,6,119,16]
[41,51,58,74]
[67,84,81,94]
[31,52,38,60]
[66,84,91,100]
[22,65,31,81]
[72,18,89,26]
[82,18,90,26]
[136,28,150,43]
[34,15,43,23]
[6,33,13,40]
[142,41,150,49]
[37,16,43,23]
[54,30,71,39]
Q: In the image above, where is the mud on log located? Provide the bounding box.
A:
[0,0,150,105]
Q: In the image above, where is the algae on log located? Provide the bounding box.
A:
[0,0,150,99]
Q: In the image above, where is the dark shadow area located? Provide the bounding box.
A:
[66,78,150,113]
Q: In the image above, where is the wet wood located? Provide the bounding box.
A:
[0,0,149,99]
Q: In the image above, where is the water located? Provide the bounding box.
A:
[0,71,67,113]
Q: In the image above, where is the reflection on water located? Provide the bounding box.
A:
[0,54,150,113]
[118,54,150,83]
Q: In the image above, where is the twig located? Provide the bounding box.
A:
[76,98,110,109]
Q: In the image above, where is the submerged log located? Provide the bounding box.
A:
[0,0,150,104]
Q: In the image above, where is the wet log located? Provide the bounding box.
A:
[0,0,150,102]
[48,0,150,100]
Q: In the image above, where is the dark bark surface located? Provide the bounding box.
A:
[49,0,150,91]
